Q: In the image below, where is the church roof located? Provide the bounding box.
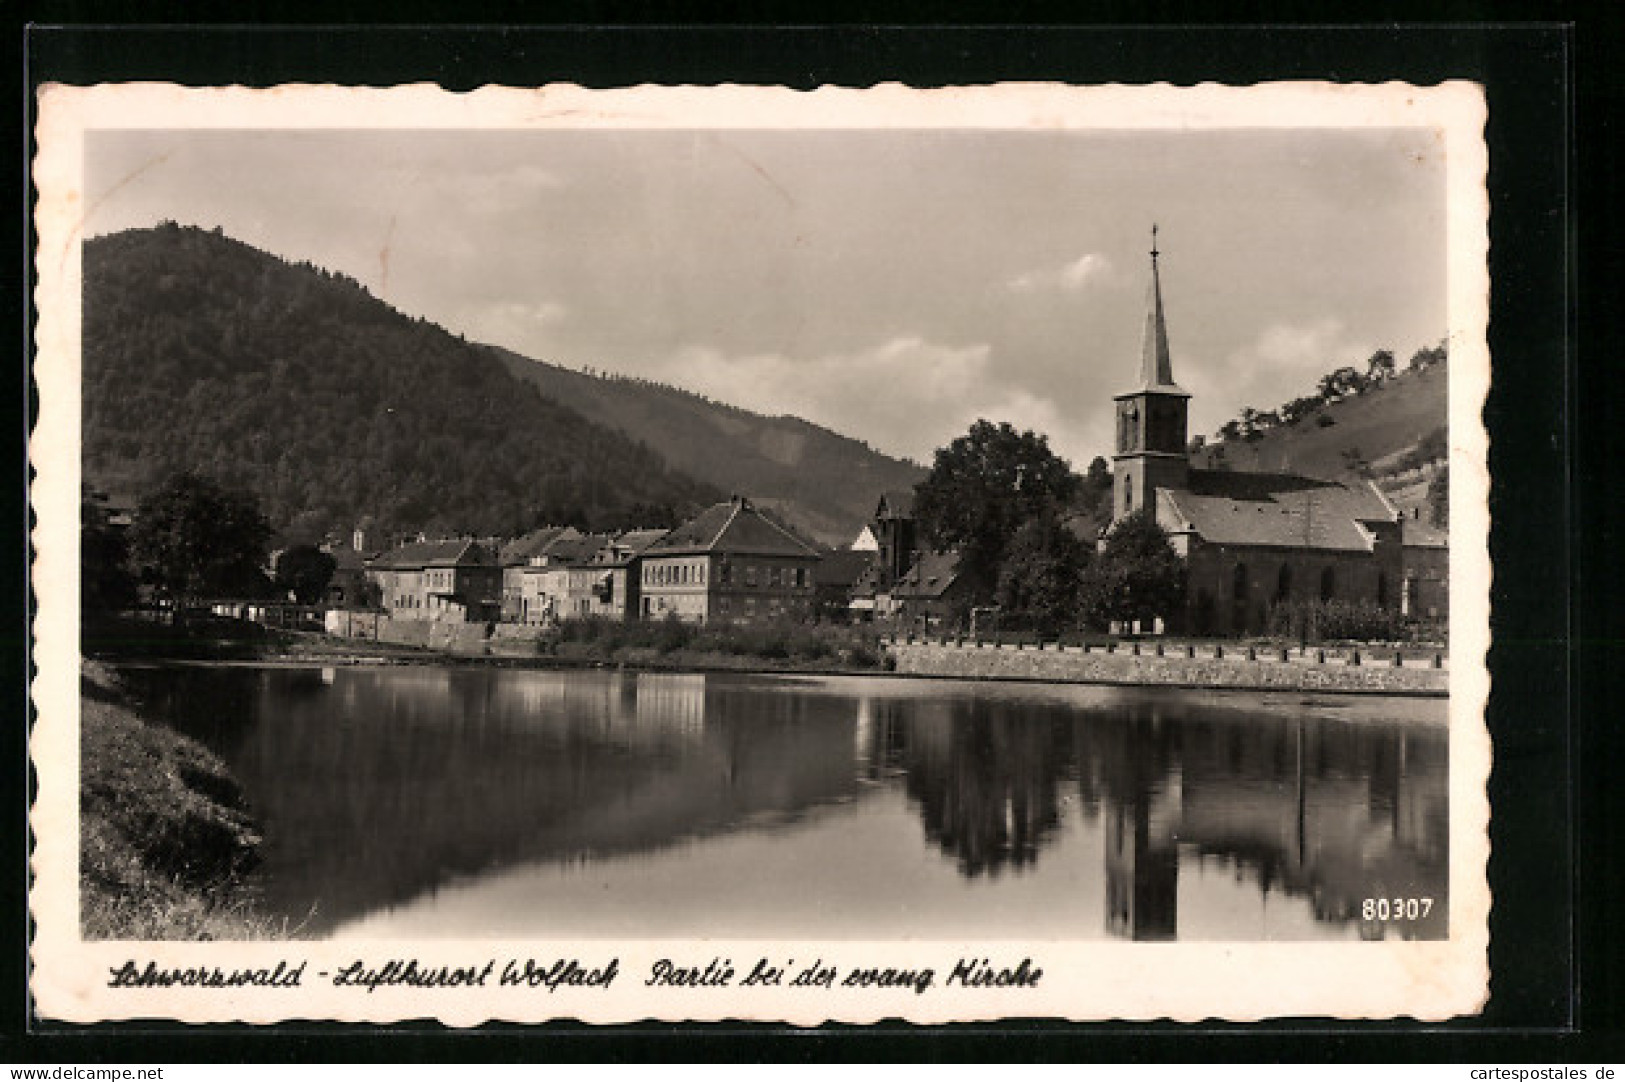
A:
[1157,469,1397,552]
[647,496,820,558]
[1120,231,1189,398]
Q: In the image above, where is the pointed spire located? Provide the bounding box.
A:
[1135,223,1186,394]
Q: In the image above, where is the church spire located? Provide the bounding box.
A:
[1136,224,1184,393]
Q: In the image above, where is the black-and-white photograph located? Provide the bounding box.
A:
[31,81,1490,1023]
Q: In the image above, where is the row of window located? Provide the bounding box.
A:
[1228,563,1390,607]
[642,561,812,589]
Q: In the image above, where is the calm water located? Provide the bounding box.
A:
[125,665,1448,941]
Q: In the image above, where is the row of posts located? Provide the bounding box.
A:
[889,633,1444,669]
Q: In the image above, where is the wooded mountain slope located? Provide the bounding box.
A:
[82,224,720,539]
[489,347,927,547]
[1194,359,1449,515]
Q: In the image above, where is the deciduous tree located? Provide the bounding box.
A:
[129,471,274,603]
[913,420,1080,600]
[1078,510,1185,630]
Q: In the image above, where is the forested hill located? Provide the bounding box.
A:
[488,347,927,547]
[1193,356,1449,518]
[82,224,722,540]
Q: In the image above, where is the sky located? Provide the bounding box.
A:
[84,126,1447,469]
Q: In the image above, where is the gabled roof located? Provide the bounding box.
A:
[1158,469,1397,553]
[372,539,495,569]
[592,528,670,565]
[892,549,964,600]
[498,526,579,566]
[876,490,915,520]
[815,548,878,589]
[647,497,819,558]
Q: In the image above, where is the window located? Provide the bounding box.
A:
[745,565,758,587]
[1275,564,1292,602]
[1124,474,1133,512]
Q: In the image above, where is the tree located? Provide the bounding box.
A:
[274,544,337,604]
[1078,510,1186,631]
[913,420,1081,600]
[995,516,1091,636]
[1365,349,1397,383]
[81,486,136,615]
[128,471,274,603]
[1427,465,1449,528]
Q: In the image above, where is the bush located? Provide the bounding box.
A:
[1265,599,1406,643]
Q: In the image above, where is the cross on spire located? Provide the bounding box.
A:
[1151,222,1159,261]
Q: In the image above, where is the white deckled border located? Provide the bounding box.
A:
[31,80,1491,1026]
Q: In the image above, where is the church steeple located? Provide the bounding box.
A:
[1112,226,1191,521]
[1136,224,1184,393]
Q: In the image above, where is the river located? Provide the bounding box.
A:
[124,664,1448,941]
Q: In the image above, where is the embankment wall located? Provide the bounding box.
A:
[888,641,1448,695]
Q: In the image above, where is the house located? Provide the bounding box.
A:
[889,548,972,629]
[1108,229,1416,636]
[638,496,819,624]
[368,539,501,623]
[498,526,582,623]
[871,490,918,589]
[577,528,669,622]
[515,531,611,625]
[813,548,878,621]
[323,545,377,609]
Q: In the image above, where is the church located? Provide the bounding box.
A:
[1110,231,1410,637]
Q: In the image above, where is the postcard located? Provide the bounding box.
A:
[32,80,1490,1024]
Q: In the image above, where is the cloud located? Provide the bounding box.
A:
[628,335,1098,465]
[1183,316,1379,439]
[462,299,570,350]
[1006,252,1111,294]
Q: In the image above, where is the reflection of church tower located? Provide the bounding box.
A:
[1103,791,1180,941]
[1112,226,1191,522]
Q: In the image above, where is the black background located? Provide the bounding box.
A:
[11,8,1612,1065]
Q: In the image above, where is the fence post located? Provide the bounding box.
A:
[1351,648,1362,666]
[1393,651,1404,668]
[1246,645,1257,661]
[1279,646,1290,662]
[1185,644,1195,659]
[1215,644,1224,660]
[1433,652,1443,669]
[1316,648,1326,664]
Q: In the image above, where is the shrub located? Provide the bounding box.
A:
[1265,598,1406,643]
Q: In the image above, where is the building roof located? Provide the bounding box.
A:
[815,548,878,589]
[590,528,670,565]
[1119,233,1189,398]
[646,497,820,558]
[876,490,916,520]
[1157,469,1397,553]
[371,539,496,569]
[1401,514,1449,549]
[498,526,581,566]
[892,549,964,600]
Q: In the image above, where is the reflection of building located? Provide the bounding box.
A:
[1083,710,1450,941]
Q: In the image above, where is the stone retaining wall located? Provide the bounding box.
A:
[888,641,1448,695]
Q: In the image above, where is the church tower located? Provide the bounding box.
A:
[1112,226,1191,521]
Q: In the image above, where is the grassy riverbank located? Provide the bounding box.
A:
[79,660,285,939]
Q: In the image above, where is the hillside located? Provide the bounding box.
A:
[489,347,926,547]
[1193,359,1449,516]
[82,224,721,539]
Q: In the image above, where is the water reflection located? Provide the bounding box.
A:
[123,666,1446,940]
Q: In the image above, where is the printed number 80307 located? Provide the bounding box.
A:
[1362,897,1433,921]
